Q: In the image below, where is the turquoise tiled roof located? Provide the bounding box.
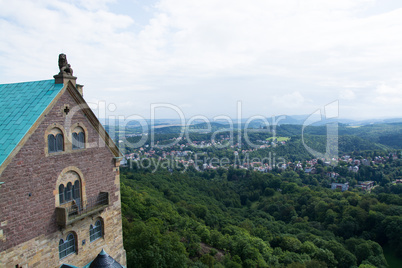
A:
[0,80,64,167]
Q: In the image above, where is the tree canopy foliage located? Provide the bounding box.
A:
[120,166,402,267]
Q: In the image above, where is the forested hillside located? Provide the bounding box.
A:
[120,167,402,267]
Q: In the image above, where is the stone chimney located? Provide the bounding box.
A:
[54,53,83,96]
[76,84,84,96]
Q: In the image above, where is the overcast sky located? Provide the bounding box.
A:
[1,0,402,121]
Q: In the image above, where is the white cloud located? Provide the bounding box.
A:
[340,89,356,100]
[374,83,402,105]
[273,91,307,109]
[74,0,116,11]
[1,0,402,119]
[376,84,399,95]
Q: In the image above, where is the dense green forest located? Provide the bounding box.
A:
[120,165,402,267]
[117,122,402,267]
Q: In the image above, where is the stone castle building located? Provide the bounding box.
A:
[0,54,126,267]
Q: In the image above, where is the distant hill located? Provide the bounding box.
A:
[105,116,402,150]
[100,116,402,129]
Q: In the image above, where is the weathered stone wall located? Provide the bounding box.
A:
[0,207,125,268]
[0,85,126,267]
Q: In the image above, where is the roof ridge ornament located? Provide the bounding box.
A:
[58,53,73,76]
[54,53,77,87]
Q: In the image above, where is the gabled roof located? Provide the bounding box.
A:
[0,80,64,167]
[0,78,122,173]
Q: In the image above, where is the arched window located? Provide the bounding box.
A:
[48,135,56,153]
[48,128,64,153]
[59,233,76,259]
[90,220,103,242]
[78,132,85,148]
[72,126,85,150]
[59,184,65,204]
[72,132,78,149]
[57,171,82,207]
[56,133,64,151]
[73,180,80,200]
[65,182,72,202]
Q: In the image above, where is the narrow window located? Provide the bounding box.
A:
[72,132,79,149]
[48,134,56,153]
[72,127,85,150]
[65,234,75,255]
[89,224,94,241]
[56,133,64,152]
[78,132,85,149]
[73,180,80,200]
[59,184,65,204]
[90,220,103,242]
[65,182,72,202]
[59,239,66,259]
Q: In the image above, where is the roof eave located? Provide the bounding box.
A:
[65,80,122,158]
